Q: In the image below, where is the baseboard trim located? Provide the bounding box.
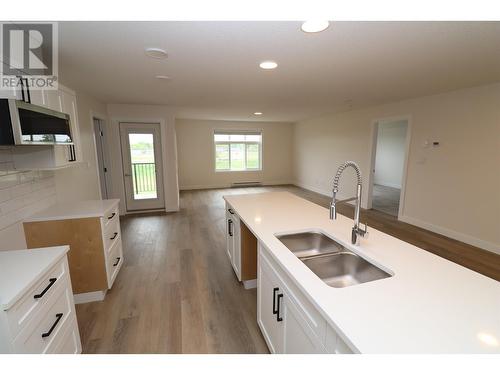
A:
[374,182,402,189]
[179,181,293,191]
[399,215,500,256]
[243,279,257,289]
[74,290,107,304]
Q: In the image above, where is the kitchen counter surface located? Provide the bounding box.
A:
[24,199,120,222]
[0,246,69,310]
[224,191,500,353]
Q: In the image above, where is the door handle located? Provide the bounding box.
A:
[124,173,132,177]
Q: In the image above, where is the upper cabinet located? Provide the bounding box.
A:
[0,83,82,171]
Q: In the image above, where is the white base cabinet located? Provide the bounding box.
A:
[257,242,354,354]
[0,254,82,354]
[225,203,241,281]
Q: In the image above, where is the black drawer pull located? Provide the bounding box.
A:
[272,287,279,314]
[34,278,57,299]
[228,208,235,214]
[42,313,63,338]
[113,257,121,267]
[277,293,283,322]
[107,212,116,220]
[110,232,118,240]
[228,219,233,237]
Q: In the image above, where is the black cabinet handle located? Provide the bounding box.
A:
[107,212,116,220]
[110,232,118,240]
[113,257,121,267]
[68,145,76,162]
[34,278,57,299]
[277,293,283,322]
[41,313,63,338]
[228,208,234,214]
[228,219,233,237]
[272,287,279,314]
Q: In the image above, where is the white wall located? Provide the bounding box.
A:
[176,119,294,190]
[54,90,108,204]
[374,120,408,188]
[106,104,180,213]
[293,83,500,254]
[0,170,56,250]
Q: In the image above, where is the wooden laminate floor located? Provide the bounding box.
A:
[75,185,500,354]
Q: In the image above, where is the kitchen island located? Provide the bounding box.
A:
[223,191,500,354]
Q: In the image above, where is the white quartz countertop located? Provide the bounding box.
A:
[224,191,500,353]
[24,199,120,222]
[0,246,69,310]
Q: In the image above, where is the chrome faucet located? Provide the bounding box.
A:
[330,161,368,245]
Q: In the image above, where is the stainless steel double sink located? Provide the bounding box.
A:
[276,231,392,288]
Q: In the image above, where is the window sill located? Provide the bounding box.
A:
[215,169,262,173]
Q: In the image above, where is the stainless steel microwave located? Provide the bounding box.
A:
[0,99,73,146]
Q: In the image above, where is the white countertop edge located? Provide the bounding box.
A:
[24,199,120,222]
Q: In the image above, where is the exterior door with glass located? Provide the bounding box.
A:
[119,122,165,211]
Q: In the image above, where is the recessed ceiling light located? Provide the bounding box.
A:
[145,48,168,59]
[254,112,263,115]
[155,75,171,80]
[259,61,278,70]
[301,21,330,33]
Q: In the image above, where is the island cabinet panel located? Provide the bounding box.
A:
[257,243,328,354]
[225,202,258,285]
[24,218,108,294]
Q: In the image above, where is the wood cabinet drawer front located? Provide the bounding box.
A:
[6,258,68,339]
[259,246,327,343]
[13,282,74,353]
[106,240,123,288]
[103,218,121,252]
[103,205,119,227]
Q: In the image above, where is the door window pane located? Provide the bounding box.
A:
[129,133,157,200]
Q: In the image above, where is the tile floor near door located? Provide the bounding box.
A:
[75,185,500,354]
[371,184,401,216]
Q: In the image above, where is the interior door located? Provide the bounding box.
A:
[119,122,165,211]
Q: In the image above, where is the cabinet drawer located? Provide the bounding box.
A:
[103,204,119,227]
[260,246,327,344]
[47,316,81,354]
[12,282,75,353]
[6,257,68,339]
[104,218,121,252]
[106,240,123,288]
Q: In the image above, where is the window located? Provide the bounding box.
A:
[214,131,262,171]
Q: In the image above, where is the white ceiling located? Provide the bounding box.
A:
[58,21,500,122]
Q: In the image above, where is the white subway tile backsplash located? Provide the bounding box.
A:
[0,171,56,232]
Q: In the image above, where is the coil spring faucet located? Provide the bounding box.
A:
[330,161,368,245]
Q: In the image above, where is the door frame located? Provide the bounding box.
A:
[92,115,111,199]
[119,121,165,212]
[367,115,412,219]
